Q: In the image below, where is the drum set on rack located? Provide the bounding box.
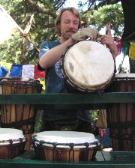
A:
[0,78,42,158]
[0,40,134,161]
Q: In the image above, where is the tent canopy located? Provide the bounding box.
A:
[121,0,135,40]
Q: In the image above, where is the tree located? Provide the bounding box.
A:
[78,0,121,11]
[0,0,60,64]
[84,0,135,40]
[0,0,123,65]
[91,4,124,38]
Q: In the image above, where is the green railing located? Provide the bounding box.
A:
[0,92,135,167]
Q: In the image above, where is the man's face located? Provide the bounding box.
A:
[59,10,80,40]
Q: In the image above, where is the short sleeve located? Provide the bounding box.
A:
[39,41,50,57]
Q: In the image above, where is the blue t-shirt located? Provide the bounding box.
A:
[39,40,91,122]
[39,40,65,93]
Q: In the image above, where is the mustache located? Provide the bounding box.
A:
[66,29,77,33]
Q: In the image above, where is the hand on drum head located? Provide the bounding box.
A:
[72,27,98,41]
[97,24,114,46]
[97,24,117,58]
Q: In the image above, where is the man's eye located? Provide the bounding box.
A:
[74,22,78,25]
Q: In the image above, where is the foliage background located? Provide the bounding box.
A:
[0,0,123,65]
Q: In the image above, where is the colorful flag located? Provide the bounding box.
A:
[129,42,135,60]
[9,64,22,77]
[0,65,9,78]
[115,39,122,55]
[34,64,45,79]
[0,62,12,77]
[22,64,34,79]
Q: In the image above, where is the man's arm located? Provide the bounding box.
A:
[99,24,117,59]
[39,38,74,69]
[99,34,118,58]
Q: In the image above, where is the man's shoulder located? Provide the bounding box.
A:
[41,40,60,48]
[39,40,60,57]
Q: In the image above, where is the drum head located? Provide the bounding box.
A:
[114,73,135,79]
[0,128,25,143]
[63,41,115,91]
[34,131,99,148]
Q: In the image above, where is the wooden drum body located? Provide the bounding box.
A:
[107,74,135,151]
[32,131,100,162]
[0,78,42,150]
[62,41,115,93]
[0,128,25,159]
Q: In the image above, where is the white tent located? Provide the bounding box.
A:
[0,5,20,44]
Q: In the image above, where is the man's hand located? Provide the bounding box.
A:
[98,24,117,58]
[72,27,98,41]
[99,24,114,47]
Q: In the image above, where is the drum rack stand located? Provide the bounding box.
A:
[0,92,135,168]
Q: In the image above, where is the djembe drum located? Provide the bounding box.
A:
[61,41,115,93]
[0,128,25,159]
[107,73,135,151]
[32,131,100,162]
[0,78,42,150]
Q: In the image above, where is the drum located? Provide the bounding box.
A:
[62,41,115,93]
[0,128,26,159]
[32,131,100,162]
[107,73,135,151]
[0,78,42,150]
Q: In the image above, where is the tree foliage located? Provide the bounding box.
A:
[91,4,124,37]
[0,0,59,64]
[0,0,123,64]
[78,0,121,11]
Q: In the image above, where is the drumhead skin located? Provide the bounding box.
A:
[0,128,25,144]
[34,131,99,148]
[63,41,115,91]
[115,73,135,78]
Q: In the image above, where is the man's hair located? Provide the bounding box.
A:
[55,7,81,35]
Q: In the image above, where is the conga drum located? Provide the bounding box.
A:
[62,41,115,93]
[107,73,135,151]
[0,128,26,159]
[32,131,100,162]
[0,78,42,150]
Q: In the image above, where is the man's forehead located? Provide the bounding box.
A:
[61,11,79,21]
